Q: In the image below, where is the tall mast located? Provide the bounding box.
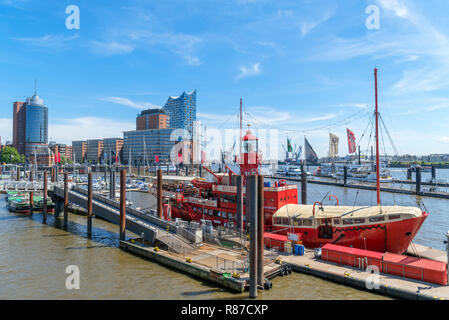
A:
[374,68,380,205]
[240,98,243,158]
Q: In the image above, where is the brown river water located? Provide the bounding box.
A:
[0,191,389,300]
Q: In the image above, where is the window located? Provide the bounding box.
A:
[302,219,313,226]
[369,216,385,222]
[343,219,354,225]
[389,214,401,220]
[354,218,365,224]
[281,217,289,225]
[333,219,340,225]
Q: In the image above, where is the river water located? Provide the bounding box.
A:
[0,188,391,300]
[11,166,449,300]
[3,167,448,299]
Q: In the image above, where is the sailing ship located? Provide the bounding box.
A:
[270,68,427,254]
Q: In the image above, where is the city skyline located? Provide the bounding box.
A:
[1,0,449,157]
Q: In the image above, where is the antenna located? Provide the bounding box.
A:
[34,79,37,95]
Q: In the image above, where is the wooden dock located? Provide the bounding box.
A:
[268,176,449,199]
[282,249,449,300]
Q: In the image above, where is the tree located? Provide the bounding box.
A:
[1,146,24,164]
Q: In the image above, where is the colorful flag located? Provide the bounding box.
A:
[54,152,61,163]
[201,150,206,164]
[304,137,318,164]
[329,133,339,158]
[287,138,293,152]
[347,128,356,154]
[155,155,159,163]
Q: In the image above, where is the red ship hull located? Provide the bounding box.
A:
[272,212,428,254]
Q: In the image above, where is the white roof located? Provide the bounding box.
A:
[273,204,422,219]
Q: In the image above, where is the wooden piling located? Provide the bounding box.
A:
[157,169,163,219]
[63,172,68,228]
[43,171,47,224]
[29,170,34,215]
[248,175,258,298]
[87,171,93,238]
[431,166,436,182]
[257,175,264,287]
[120,170,126,241]
[416,167,421,195]
[301,164,307,204]
[236,175,244,232]
[343,166,348,186]
[16,166,20,181]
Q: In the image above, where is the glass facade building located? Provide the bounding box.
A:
[122,128,176,164]
[163,90,196,136]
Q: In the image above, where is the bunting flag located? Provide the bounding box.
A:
[201,150,206,164]
[304,137,318,164]
[347,128,356,154]
[287,138,293,152]
[329,133,339,158]
[54,152,61,163]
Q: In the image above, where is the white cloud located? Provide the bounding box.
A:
[100,97,161,110]
[237,62,261,79]
[89,41,135,55]
[300,10,334,37]
[48,117,134,145]
[94,30,203,66]
[12,34,79,49]
[0,118,13,143]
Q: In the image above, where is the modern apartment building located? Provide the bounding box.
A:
[136,108,169,130]
[122,128,176,164]
[103,138,123,164]
[72,141,87,163]
[86,139,104,164]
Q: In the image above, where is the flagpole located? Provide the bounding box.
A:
[374,68,381,206]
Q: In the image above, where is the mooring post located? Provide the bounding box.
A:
[120,170,126,241]
[109,167,113,199]
[199,164,202,177]
[43,170,48,224]
[248,175,258,298]
[166,165,169,175]
[157,169,163,219]
[416,167,421,195]
[87,171,93,238]
[236,175,244,239]
[63,172,68,228]
[343,166,348,186]
[446,231,449,286]
[431,166,436,182]
[301,163,307,204]
[29,170,34,216]
[137,164,140,177]
[104,165,107,184]
[16,166,20,181]
[111,170,115,199]
[407,168,412,180]
[257,175,264,288]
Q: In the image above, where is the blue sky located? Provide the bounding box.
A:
[1,0,449,158]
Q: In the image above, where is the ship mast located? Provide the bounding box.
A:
[374,68,380,205]
[239,97,243,159]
